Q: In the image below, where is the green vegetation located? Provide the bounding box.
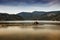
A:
[0,13,23,21]
[0,11,60,20]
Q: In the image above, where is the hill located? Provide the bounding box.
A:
[17,11,60,21]
[0,11,60,21]
[0,13,23,21]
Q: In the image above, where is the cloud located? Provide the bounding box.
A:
[0,0,59,14]
[0,0,59,6]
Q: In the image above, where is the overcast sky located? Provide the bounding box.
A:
[0,0,60,14]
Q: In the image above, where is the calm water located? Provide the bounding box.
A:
[0,24,60,40]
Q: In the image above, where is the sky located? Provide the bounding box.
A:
[0,0,60,14]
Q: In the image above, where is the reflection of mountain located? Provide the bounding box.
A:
[0,11,60,21]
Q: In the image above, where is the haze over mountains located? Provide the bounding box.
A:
[0,11,60,21]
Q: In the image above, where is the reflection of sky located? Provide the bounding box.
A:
[0,0,60,14]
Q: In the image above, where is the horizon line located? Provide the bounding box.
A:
[0,10,60,14]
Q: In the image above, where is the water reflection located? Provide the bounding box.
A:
[0,24,60,40]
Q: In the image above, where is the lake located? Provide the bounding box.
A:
[0,23,60,40]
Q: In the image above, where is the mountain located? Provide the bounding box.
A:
[39,11,60,21]
[17,12,32,20]
[0,13,23,21]
[17,11,60,21]
[17,11,46,20]
[0,11,60,21]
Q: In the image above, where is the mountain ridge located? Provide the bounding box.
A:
[0,11,60,21]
